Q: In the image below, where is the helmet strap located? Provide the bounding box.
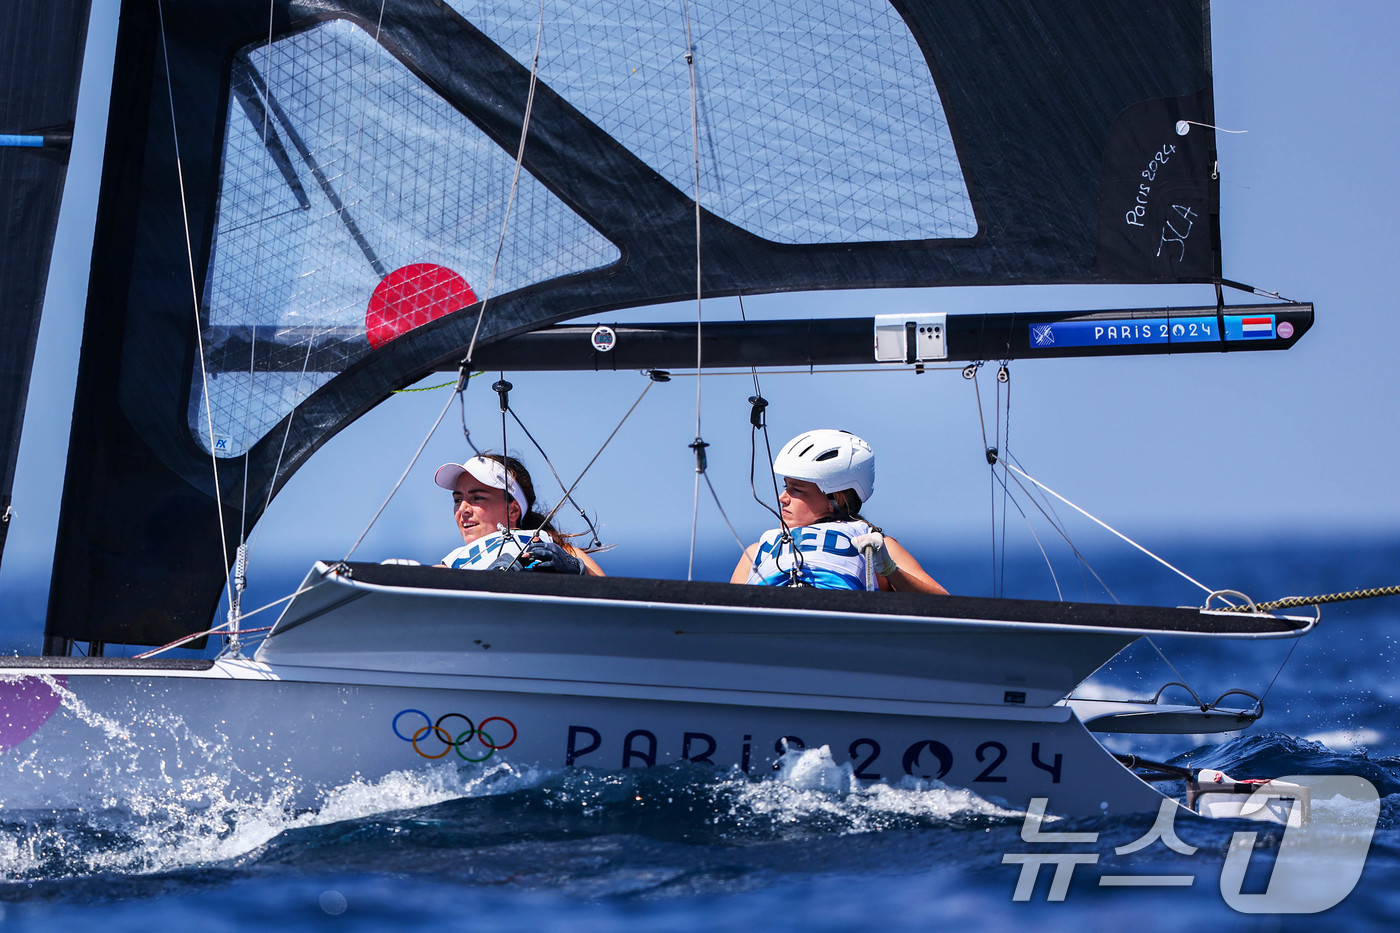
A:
[827,490,859,521]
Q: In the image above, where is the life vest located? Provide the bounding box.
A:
[442,529,555,570]
[745,520,874,589]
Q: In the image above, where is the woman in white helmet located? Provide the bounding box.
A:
[729,430,946,594]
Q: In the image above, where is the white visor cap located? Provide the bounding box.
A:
[434,457,528,512]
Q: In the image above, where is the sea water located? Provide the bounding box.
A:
[1,534,1398,930]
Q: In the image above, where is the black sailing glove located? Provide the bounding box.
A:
[521,540,585,574]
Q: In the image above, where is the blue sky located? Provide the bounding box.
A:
[2,1,1398,632]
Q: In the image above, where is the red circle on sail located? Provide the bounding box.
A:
[366,263,476,349]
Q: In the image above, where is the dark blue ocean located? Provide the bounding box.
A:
[2,533,1399,930]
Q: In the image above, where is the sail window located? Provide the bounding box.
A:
[450,0,977,245]
[193,19,620,458]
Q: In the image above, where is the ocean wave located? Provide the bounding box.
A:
[0,745,1027,886]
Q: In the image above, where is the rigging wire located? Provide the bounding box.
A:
[702,470,746,550]
[490,374,660,573]
[735,294,803,578]
[737,294,783,523]
[496,375,510,466]
[1005,451,1079,568]
[155,0,236,624]
[1000,451,1118,603]
[997,458,1216,598]
[462,0,547,370]
[967,364,999,595]
[966,346,1188,606]
[682,0,708,581]
[227,0,284,654]
[1142,636,1206,709]
[664,365,966,377]
[460,387,484,456]
[341,377,464,563]
[997,364,1011,595]
[987,469,1064,601]
[237,0,279,561]
[985,443,1211,705]
[336,0,548,565]
[1256,639,1303,707]
[513,377,658,555]
[506,405,605,548]
[230,0,394,653]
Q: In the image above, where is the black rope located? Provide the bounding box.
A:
[967,364,999,596]
[494,375,511,464]
[506,406,605,548]
[734,293,800,581]
[458,366,483,455]
[495,376,657,571]
[997,363,1010,596]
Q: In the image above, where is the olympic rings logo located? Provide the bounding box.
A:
[392,709,518,762]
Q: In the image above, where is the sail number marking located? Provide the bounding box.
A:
[1157,204,1197,261]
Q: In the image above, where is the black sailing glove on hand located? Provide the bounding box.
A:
[521,540,584,574]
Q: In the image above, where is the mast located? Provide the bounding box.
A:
[0,0,94,568]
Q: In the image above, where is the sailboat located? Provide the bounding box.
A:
[0,0,1318,819]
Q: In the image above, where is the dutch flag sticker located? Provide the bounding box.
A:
[1241,316,1274,337]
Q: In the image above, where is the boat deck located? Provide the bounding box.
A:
[332,561,1312,637]
[0,657,215,670]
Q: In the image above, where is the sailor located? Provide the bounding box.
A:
[435,454,604,576]
[730,430,946,594]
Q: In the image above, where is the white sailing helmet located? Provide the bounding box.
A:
[772,429,874,504]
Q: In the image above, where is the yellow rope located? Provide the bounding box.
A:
[1217,585,1400,613]
[392,380,457,393]
[393,372,484,394]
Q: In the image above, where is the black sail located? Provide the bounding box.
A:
[0,0,92,568]
[46,0,1220,647]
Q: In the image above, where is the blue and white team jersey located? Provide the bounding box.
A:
[442,529,555,569]
[745,520,874,589]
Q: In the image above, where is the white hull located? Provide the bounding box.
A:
[0,663,1165,815]
[0,562,1313,817]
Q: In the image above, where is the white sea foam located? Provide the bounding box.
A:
[723,745,1022,833]
[1072,679,1148,702]
[1304,727,1384,751]
[0,758,547,882]
[0,742,1037,882]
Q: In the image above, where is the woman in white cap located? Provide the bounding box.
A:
[730,429,945,594]
[435,453,604,576]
